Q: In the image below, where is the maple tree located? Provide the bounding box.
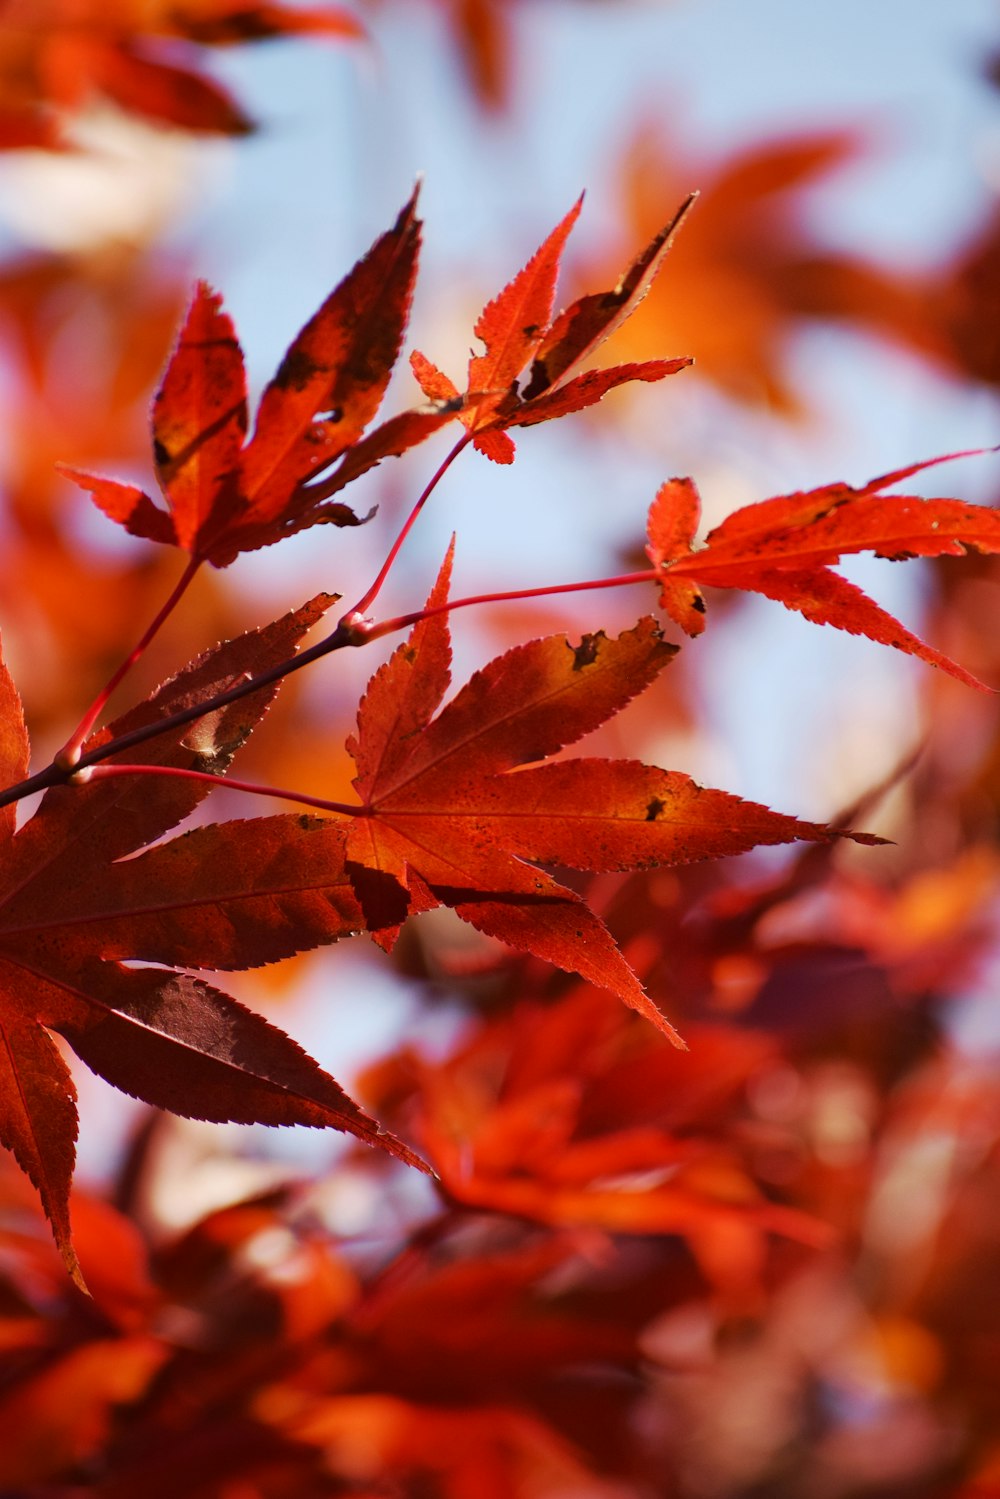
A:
[0,4,998,1497]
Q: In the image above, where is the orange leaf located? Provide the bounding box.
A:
[344,554,871,1041]
[522,193,697,397]
[412,197,692,458]
[572,126,946,416]
[0,632,28,842]
[152,281,248,552]
[0,0,362,139]
[465,196,583,428]
[647,453,1000,687]
[87,42,255,135]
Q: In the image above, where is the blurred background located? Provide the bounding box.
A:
[0,1,999,1495]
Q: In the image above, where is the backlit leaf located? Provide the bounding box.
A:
[344,555,872,1042]
[65,194,425,567]
[411,198,692,459]
[647,454,1000,688]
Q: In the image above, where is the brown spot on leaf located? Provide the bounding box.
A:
[276,347,326,391]
[523,359,550,398]
[692,593,706,613]
[645,797,666,821]
[570,632,605,670]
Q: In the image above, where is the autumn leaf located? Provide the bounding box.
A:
[410,196,693,462]
[77,40,257,135]
[64,192,435,567]
[0,251,188,525]
[0,602,425,1287]
[935,199,1000,389]
[397,995,830,1285]
[646,453,1000,689]
[342,550,873,1042]
[0,0,363,140]
[32,815,365,973]
[4,595,339,873]
[570,126,949,417]
[167,2,364,45]
[0,1332,166,1487]
[429,0,513,110]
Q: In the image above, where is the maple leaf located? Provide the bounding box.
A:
[0,602,425,1288]
[63,192,441,567]
[35,815,365,974]
[936,199,1000,389]
[0,1,363,140]
[342,549,874,1043]
[443,0,510,110]
[570,126,949,417]
[410,196,694,463]
[646,452,1000,689]
[0,252,188,523]
[398,998,830,1288]
[165,2,364,45]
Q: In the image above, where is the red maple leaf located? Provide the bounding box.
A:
[392,992,830,1288]
[0,601,425,1288]
[63,192,452,567]
[646,453,1000,689]
[342,549,876,1044]
[409,196,694,462]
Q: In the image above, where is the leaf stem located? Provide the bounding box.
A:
[0,618,356,811]
[0,564,663,813]
[365,567,660,642]
[348,432,472,618]
[84,763,363,817]
[55,556,202,769]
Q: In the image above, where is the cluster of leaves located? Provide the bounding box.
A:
[0,5,999,1496]
[1,838,999,1496]
[0,184,997,1299]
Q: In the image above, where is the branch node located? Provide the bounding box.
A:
[53,744,81,772]
[337,609,375,646]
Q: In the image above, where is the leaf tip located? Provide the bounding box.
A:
[399,179,423,226]
[651,1009,689,1050]
[65,1247,90,1296]
[375,1125,436,1176]
[835,827,893,847]
[49,1210,89,1295]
